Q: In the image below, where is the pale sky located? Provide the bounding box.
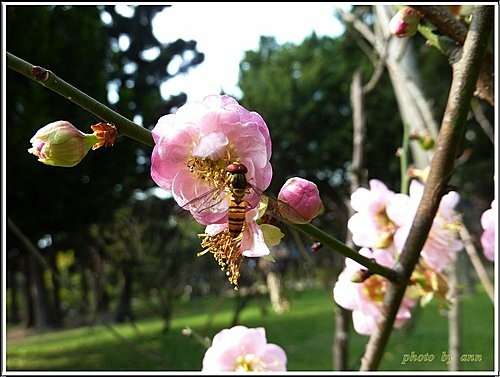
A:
[150,3,348,101]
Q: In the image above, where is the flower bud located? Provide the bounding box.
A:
[28,121,98,167]
[389,7,421,38]
[410,132,435,150]
[278,177,323,223]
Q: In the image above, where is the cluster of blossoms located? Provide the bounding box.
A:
[201,325,287,371]
[150,94,323,288]
[334,178,463,335]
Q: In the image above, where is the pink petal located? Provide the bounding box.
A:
[192,132,229,159]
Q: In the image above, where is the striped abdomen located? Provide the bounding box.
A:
[226,164,250,238]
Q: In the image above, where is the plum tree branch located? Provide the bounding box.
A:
[7,52,154,148]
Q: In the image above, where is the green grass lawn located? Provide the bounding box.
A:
[6,285,495,372]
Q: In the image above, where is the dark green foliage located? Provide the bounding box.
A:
[7,5,204,236]
[100,5,204,127]
[6,4,204,327]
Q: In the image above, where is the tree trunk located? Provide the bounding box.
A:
[114,261,135,323]
[29,252,51,329]
[7,269,21,323]
[266,271,290,314]
[23,253,36,328]
[334,304,351,370]
[90,246,110,314]
[49,250,63,327]
[79,267,91,317]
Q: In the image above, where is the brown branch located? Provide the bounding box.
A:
[411,5,494,105]
[411,5,468,45]
[333,70,368,371]
[359,5,494,371]
[447,253,461,371]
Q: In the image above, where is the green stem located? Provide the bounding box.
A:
[7,52,154,148]
[288,222,402,283]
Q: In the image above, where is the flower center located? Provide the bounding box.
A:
[187,141,239,188]
[375,209,396,248]
[234,354,264,371]
[198,228,244,289]
[187,157,229,187]
[362,275,387,303]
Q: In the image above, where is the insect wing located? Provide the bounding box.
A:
[176,183,230,221]
[260,192,310,224]
[235,179,308,224]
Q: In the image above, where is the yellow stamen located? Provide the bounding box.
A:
[362,275,387,303]
[187,150,238,188]
[234,354,263,371]
[198,228,244,289]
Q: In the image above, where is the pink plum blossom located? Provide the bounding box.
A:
[150,94,272,225]
[333,248,417,335]
[277,177,323,223]
[387,180,463,272]
[201,325,287,371]
[347,179,397,249]
[480,199,496,262]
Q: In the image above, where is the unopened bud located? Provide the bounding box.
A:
[278,177,324,224]
[28,121,98,167]
[389,7,421,38]
[28,120,117,167]
[410,132,435,150]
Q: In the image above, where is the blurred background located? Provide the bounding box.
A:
[4,4,495,371]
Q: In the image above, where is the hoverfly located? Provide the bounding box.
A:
[179,163,258,229]
[224,163,252,238]
[178,162,299,233]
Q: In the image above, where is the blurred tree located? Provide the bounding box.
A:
[6,4,204,328]
[237,21,493,281]
[238,33,402,282]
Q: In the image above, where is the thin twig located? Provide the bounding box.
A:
[447,253,461,371]
[289,222,401,283]
[470,98,494,144]
[7,52,154,147]
[459,226,494,302]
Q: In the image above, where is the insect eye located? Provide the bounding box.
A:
[226,163,248,174]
